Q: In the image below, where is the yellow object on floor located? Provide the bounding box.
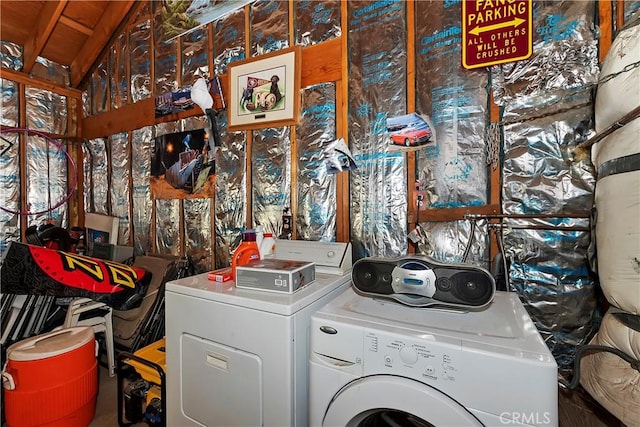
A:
[125,337,166,384]
[118,338,166,425]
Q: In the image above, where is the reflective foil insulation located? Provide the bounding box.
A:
[110,132,131,245]
[153,1,178,96]
[82,89,90,119]
[496,2,600,371]
[347,0,408,259]
[155,198,181,257]
[30,57,70,87]
[83,138,109,215]
[502,92,598,372]
[491,1,598,106]
[182,115,208,133]
[109,34,128,110]
[296,83,337,241]
[130,3,152,103]
[416,220,490,270]
[23,85,69,230]
[91,59,108,116]
[1,41,23,70]
[415,0,489,210]
[252,127,291,235]
[503,219,596,371]
[184,198,212,273]
[26,86,67,135]
[26,134,68,228]
[0,78,19,255]
[0,47,20,257]
[502,91,596,216]
[249,0,289,56]
[131,127,153,256]
[294,0,342,46]
[181,27,209,84]
[214,115,247,269]
[81,140,91,214]
[1,79,19,126]
[213,8,245,76]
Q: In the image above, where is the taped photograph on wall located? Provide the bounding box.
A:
[386,112,436,152]
[150,129,215,198]
[228,46,301,131]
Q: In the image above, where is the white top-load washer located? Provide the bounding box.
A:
[309,287,558,427]
[165,241,351,426]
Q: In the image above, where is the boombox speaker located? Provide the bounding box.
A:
[352,255,495,309]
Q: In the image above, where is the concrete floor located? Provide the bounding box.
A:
[90,364,119,427]
[91,362,150,427]
[87,362,623,427]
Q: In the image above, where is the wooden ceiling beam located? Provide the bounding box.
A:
[59,15,93,36]
[0,66,82,99]
[70,0,135,88]
[22,0,69,74]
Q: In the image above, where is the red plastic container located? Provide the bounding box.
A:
[2,326,98,427]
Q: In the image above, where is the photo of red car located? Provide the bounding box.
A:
[390,126,432,146]
[386,112,434,148]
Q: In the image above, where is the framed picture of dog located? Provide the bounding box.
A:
[228,45,301,131]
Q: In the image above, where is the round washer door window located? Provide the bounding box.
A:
[323,376,483,427]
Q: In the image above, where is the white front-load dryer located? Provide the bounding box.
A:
[309,287,558,427]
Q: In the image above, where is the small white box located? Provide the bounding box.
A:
[235,259,316,294]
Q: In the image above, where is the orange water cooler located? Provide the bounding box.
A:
[2,326,98,427]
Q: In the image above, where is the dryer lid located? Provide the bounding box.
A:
[166,271,351,316]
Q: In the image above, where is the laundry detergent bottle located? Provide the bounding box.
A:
[231,229,261,278]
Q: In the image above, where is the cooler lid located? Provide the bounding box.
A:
[6,326,95,361]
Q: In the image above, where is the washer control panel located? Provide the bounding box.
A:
[363,329,462,383]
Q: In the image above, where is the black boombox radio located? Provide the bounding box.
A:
[352,255,496,310]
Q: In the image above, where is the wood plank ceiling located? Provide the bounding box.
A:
[0,0,136,88]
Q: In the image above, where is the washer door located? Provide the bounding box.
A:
[323,376,483,427]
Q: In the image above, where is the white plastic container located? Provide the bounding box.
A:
[259,233,276,259]
[255,225,264,250]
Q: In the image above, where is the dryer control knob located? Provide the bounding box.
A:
[399,346,418,365]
